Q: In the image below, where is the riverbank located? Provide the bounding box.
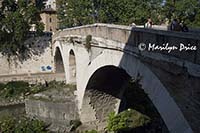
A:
[25,83,79,132]
[0,81,68,106]
[0,81,74,132]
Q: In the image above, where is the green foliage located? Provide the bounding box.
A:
[84,129,98,133]
[0,83,5,90]
[107,109,150,132]
[56,0,94,28]
[0,81,70,99]
[0,115,48,133]
[162,0,200,27]
[14,117,47,133]
[56,0,200,28]
[56,0,163,28]
[0,115,15,133]
[35,0,45,11]
[45,80,76,91]
[0,0,44,59]
[0,81,29,98]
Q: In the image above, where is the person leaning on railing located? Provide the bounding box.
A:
[144,17,153,28]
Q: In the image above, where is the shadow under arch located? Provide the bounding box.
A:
[54,47,65,73]
[69,49,76,84]
[81,65,167,132]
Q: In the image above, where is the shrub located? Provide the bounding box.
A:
[1,81,29,98]
[0,83,5,90]
[0,115,15,133]
[107,109,151,132]
[0,115,48,133]
[15,117,47,133]
[0,81,73,99]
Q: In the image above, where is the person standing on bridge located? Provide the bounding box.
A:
[144,17,153,28]
[170,19,181,31]
[180,21,189,32]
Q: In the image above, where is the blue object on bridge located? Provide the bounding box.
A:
[46,66,52,70]
[41,66,46,71]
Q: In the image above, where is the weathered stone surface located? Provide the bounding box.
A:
[0,35,53,75]
[25,87,79,132]
[144,58,200,133]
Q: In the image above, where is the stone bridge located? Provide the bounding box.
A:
[52,23,200,133]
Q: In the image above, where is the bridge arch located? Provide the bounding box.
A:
[78,49,192,133]
[54,46,65,73]
[80,65,168,131]
[69,49,76,84]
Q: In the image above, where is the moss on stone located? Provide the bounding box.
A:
[84,129,98,133]
[85,35,92,51]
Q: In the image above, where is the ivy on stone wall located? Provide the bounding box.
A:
[85,35,92,52]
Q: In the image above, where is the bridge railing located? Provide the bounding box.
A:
[53,23,131,43]
[53,23,200,64]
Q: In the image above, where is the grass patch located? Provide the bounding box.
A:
[0,81,74,100]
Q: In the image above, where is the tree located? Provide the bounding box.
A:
[57,0,94,28]
[35,0,45,10]
[162,0,200,27]
[56,0,68,29]
[57,0,200,28]
[0,0,44,60]
[56,0,164,28]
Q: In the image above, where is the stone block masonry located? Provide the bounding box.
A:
[25,99,78,132]
[25,86,79,132]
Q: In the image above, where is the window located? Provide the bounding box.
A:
[49,18,52,23]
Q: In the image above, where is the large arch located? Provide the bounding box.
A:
[80,65,130,123]
[80,65,168,132]
[78,49,192,133]
[54,47,65,73]
[69,50,76,84]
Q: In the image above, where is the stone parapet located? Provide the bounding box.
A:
[53,23,200,65]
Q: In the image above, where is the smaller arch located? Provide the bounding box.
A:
[54,47,65,73]
[69,49,76,84]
